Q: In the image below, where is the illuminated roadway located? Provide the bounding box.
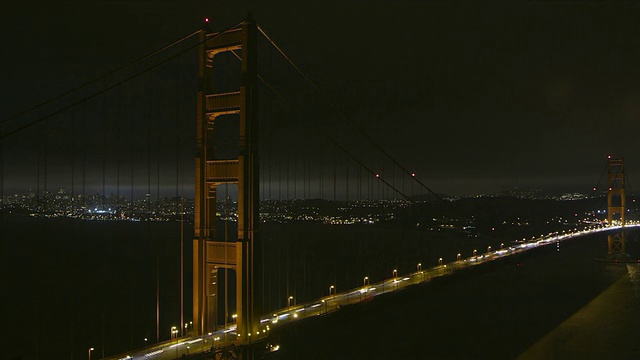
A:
[105,223,640,360]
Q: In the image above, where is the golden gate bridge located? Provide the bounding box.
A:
[1,15,638,360]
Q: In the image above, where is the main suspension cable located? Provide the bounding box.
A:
[0,20,245,140]
[257,25,443,202]
[0,30,200,128]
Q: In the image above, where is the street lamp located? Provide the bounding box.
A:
[362,276,370,301]
[457,253,461,261]
[500,242,504,249]
[392,269,399,290]
[438,257,443,266]
[473,249,477,257]
[144,338,147,348]
[417,263,422,271]
[171,326,178,342]
[487,246,491,253]
[288,296,294,308]
[88,347,94,360]
[329,285,335,295]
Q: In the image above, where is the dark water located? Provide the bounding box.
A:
[3,214,638,360]
[268,231,640,360]
[3,216,186,360]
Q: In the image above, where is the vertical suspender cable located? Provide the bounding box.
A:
[319,145,323,199]
[278,153,282,200]
[71,107,75,214]
[100,81,107,360]
[392,163,395,200]
[102,92,106,206]
[147,70,159,343]
[345,154,349,202]
[82,103,86,208]
[333,148,336,201]
[367,161,371,201]
[148,77,152,212]
[44,118,48,207]
[130,97,134,218]
[402,167,405,199]
[344,147,349,203]
[293,113,297,198]
[267,108,272,200]
[36,120,41,207]
[358,162,361,202]
[224,184,229,336]
[303,123,308,200]
[175,53,184,338]
[379,165,382,200]
[115,92,121,212]
[156,94,161,217]
[0,139,3,211]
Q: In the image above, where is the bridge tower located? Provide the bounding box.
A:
[193,16,261,348]
[607,158,626,258]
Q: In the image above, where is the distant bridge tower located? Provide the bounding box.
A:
[607,158,626,257]
[193,16,261,348]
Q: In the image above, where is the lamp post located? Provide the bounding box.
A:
[438,257,443,266]
[171,326,179,357]
[288,296,294,308]
[457,253,461,261]
[417,263,422,271]
[144,338,147,348]
[183,321,193,334]
[392,269,398,290]
[171,326,178,342]
[362,276,369,301]
[88,347,94,360]
[487,246,492,257]
[329,285,335,296]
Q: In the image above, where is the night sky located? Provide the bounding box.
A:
[3,1,640,196]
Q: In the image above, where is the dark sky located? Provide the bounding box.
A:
[2,1,640,196]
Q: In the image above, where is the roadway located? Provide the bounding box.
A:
[105,223,639,360]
